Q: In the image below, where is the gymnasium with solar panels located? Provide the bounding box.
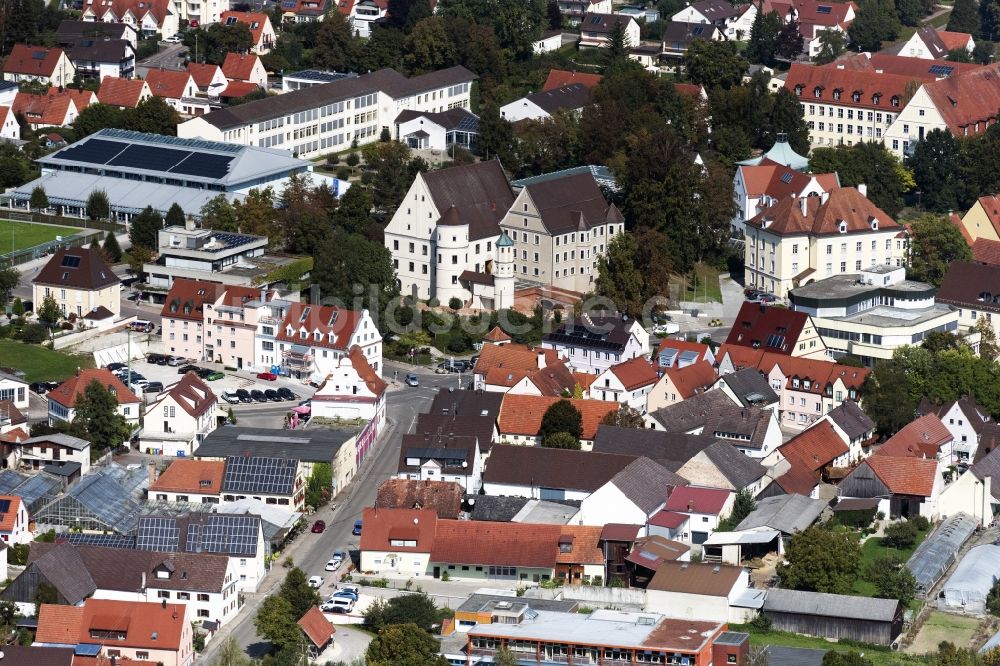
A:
[3,128,332,221]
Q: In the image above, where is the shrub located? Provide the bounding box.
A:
[448,296,462,310]
[335,166,351,181]
[749,613,772,631]
[883,520,919,549]
[909,515,930,531]
[21,323,48,343]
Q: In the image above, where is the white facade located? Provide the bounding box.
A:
[671,3,756,40]
[533,32,563,53]
[311,350,387,424]
[177,67,475,159]
[0,499,31,545]
[138,380,219,457]
[500,97,553,123]
[17,434,92,475]
[480,479,591,502]
[348,0,386,37]
[3,50,75,88]
[574,483,663,527]
[882,85,948,158]
[542,319,650,375]
[0,105,19,141]
[587,367,655,412]
[645,567,753,624]
[938,470,993,524]
[360,549,431,576]
[0,374,29,411]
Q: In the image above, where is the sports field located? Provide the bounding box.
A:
[0,220,80,255]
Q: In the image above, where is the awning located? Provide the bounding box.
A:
[292,405,311,414]
[703,528,780,546]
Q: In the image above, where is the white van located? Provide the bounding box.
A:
[320,597,354,613]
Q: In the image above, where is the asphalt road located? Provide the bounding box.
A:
[199,360,462,662]
[136,42,187,75]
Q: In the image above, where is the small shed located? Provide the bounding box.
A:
[762,589,903,645]
[702,528,781,565]
[736,494,828,537]
[298,606,335,657]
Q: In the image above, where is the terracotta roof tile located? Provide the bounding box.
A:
[81,0,172,28]
[3,45,65,77]
[764,0,857,28]
[864,455,938,496]
[555,525,604,565]
[222,53,261,82]
[938,29,973,50]
[483,326,511,342]
[186,63,223,89]
[276,303,360,351]
[673,83,706,100]
[36,604,84,644]
[973,238,1000,265]
[843,53,985,80]
[149,459,225,494]
[49,368,140,408]
[0,400,27,426]
[12,91,75,127]
[220,81,261,99]
[924,64,1000,136]
[772,461,820,495]
[144,69,193,99]
[737,163,840,217]
[785,63,914,114]
[98,76,149,108]
[748,186,899,237]
[148,372,217,419]
[160,278,224,321]
[359,507,437,554]
[375,478,463,519]
[875,413,952,459]
[780,421,849,471]
[542,69,603,92]
[497,395,619,440]
[0,496,22,533]
[297,607,334,648]
[76,598,187,650]
[664,486,731,515]
[475,343,560,386]
[431,520,561,568]
[662,361,716,399]
[647,510,688,529]
[346,345,387,396]
[608,356,659,390]
[219,11,271,48]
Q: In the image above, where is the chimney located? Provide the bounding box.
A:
[140,571,146,591]
[147,461,157,483]
[798,196,807,216]
[857,183,867,197]
[537,351,546,369]
[185,215,196,231]
[161,599,167,609]
[820,191,830,204]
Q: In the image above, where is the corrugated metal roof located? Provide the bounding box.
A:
[763,588,899,622]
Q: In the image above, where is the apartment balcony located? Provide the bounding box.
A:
[282,345,313,368]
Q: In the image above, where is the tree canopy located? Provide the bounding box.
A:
[539,399,583,447]
[776,526,861,594]
[907,214,973,286]
[366,623,448,666]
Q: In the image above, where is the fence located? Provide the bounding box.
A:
[0,212,124,268]
[4,210,123,233]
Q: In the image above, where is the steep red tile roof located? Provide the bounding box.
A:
[849,53,986,79]
[0,496,23,533]
[0,427,29,444]
[335,0,354,15]
[186,63,223,89]
[97,77,149,108]
[12,91,76,127]
[497,394,619,440]
[939,30,974,51]
[149,460,225,495]
[664,486,731,515]
[222,53,261,82]
[276,303,360,352]
[765,353,869,392]
[973,238,1000,266]
[40,599,187,651]
[969,195,1000,237]
[359,507,438,553]
[725,302,810,355]
[160,278,225,322]
[348,345,387,396]
[3,45,65,77]
[431,521,561,568]
[151,372,217,418]
[220,81,260,99]
[648,510,689,529]
[81,0,172,27]
[608,356,659,390]
[297,607,334,648]
[36,605,84,644]
[49,369,140,408]
[864,455,938,496]
[748,187,900,237]
[785,63,915,114]
[220,11,271,47]
[923,64,1000,137]
[555,525,604,565]
[673,83,706,100]
[542,69,603,92]
[737,163,840,209]
[764,0,857,28]
[483,326,511,343]
[144,69,192,99]
[780,421,849,471]
[663,361,716,399]
[475,342,561,388]
[717,343,766,370]
[572,372,596,391]
[876,413,952,459]
[772,461,820,495]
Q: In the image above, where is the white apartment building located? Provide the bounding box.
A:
[138,373,219,457]
[177,66,476,159]
[744,186,908,298]
[265,302,383,379]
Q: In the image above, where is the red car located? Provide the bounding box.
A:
[257,372,277,381]
[311,520,326,533]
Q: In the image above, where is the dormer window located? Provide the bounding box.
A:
[795,85,803,96]
[314,331,321,341]
[813,86,822,98]
[852,91,861,103]
[286,326,293,335]
[872,93,880,105]
[833,89,842,101]
[870,217,878,230]
[838,221,847,233]
[300,330,308,340]
[891,96,900,107]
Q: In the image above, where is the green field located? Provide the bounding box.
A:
[732,624,932,665]
[0,339,94,382]
[677,263,723,303]
[0,220,81,255]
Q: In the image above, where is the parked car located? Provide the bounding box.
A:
[221,390,240,404]
[311,520,326,533]
[653,323,680,335]
[759,293,776,303]
[405,373,419,387]
[236,389,252,403]
[194,368,214,379]
[29,381,57,395]
[167,356,187,366]
[250,389,267,403]
[320,598,353,613]
[352,520,362,536]
[177,364,199,375]
[144,381,164,393]
[332,589,358,602]
[164,33,182,43]
[264,389,281,402]
[337,583,359,596]
[129,320,154,333]
[257,372,277,381]
[205,371,224,381]
[307,575,323,588]
[277,387,296,401]
[106,362,126,372]
[130,379,149,390]
[146,353,167,365]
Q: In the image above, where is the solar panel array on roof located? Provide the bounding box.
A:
[817,5,831,11]
[546,330,625,352]
[188,514,259,556]
[929,64,955,76]
[766,334,785,349]
[49,133,235,179]
[58,138,126,165]
[65,532,138,549]
[780,172,793,184]
[136,516,181,551]
[285,70,357,83]
[222,456,297,495]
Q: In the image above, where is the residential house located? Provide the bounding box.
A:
[0,372,29,412]
[496,394,619,448]
[763,0,857,57]
[197,283,263,371]
[790,267,958,366]
[592,425,717,471]
[624,534,691,585]
[66,39,135,80]
[712,368,779,410]
[3,45,75,87]
[0,400,29,446]
[655,338,715,371]
[917,396,995,463]
[497,172,625,296]
[574,457,687,527]
[578,13,640,48]
[298,607,334,657]
[159,279,226,362]
[884,64,1000,157]
[279,0,332,22]
[500,83,592,122]
[219,11,275,53]
[671,0,756,40]
[12,88,94,129]
[646,361,717,412]
[16,433,91,475]
[137,373,219,457]
[768,421,849,492]
[32,247,120,320]
[0,105,17,140]
[820,400,876,457]
[956,195,1000,244]
[480,445,636,501]
[937,261,1000,336]
[35,599,194,666]
[588,357,658,411]
[0,496,31,544]
[148,459,225,503]
[311,346,387,424]
[732,159,840,235]
[557,0,612,25]
[396,431,482,492]
[186,63,228,97]
[144,69,199,113]
[220,455,304,510]
[675,441,769,495]
[472,342,572,396]
[725,304,824,357]
[660,486,734,545]
[47,369,140,427]
[542,69,603,92]
[972,237,1000,266]
[97,76,151,108]
[659,22,725,58]
[875,413,953,463]
[344,0,388,37]
[745,186,908,299]
[893,26,975,59]
[839,455,942,519]
[270,301,382,378]
[0,646,69,666]
[221,53,267,89]
[80,0,179,41]
[57,20,138,49]
[393,107,479,152]
[384,160,515,305]
[542,315,648,374]
[375,478,464,519]
[644,561,755,623]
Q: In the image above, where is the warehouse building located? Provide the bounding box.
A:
[3,128,330,221]
[762,589,903,645]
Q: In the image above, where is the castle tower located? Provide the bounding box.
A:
[494,230,515,311]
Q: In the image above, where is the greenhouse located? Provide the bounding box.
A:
[938,545,1000,614]
[906,512,978,594]
[34,464,147,533]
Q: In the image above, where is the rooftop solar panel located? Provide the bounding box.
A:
[108,145,193,172]
[169,152,234,179]
[61,255,81,267]
[222,456,297,495]
[66,533,138,549]
[56,138,127,165]
[136,516,181,551]
[198,515,259,556]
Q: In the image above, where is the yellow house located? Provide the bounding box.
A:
[32,246,121,320]
[957,195,1000,243]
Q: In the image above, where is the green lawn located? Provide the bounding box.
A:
[852,527,931,596]
[906,611,981,655]
[731,624,931,665]
[0,220,80,255]
[0,339,94,382]
[677,263,723,303]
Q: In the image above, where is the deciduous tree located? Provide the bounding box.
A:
[815,29,848,65]
[312,230,399,332]
[404,16,457,74]
[907,214,972,286]
[539,398,583,442]
[253,594,300,652]
[200,195,239,232]
[73,379,132,452]
[0,269,20,307]
[683,39,746,89]
[600,405,646,429]
[848,0,901,51]
[773,19,804,60]
[312,12,357,71]
[36,294,61,328]
[30,186,48,212]
[365,623,448,666]
[129,206,163,251]
[776,526,860,594]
